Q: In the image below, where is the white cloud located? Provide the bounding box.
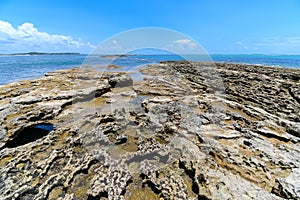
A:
[252,36,300,54]
[231,36,300,54]
[236,41,249,50]
[174,39,197,48]
[165,39,199,53]
[0,20,95,53]
[256,36,300,47]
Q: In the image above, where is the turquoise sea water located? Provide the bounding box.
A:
[0,54,300,85]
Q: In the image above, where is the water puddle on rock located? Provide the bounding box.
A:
[1,123,54,149]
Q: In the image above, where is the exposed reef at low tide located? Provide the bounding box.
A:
[0,61,299,199]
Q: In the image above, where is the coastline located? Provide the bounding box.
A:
[1,54,300,86]
[0,61,299,199]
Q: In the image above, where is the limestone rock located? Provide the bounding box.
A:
[0,62,299,199]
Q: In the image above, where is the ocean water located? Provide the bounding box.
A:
[211,54,300,68]
[0,54,86,85]
[0,54,300,85]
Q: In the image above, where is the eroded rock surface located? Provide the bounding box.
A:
[0,61,299,200]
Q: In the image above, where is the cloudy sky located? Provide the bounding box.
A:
[0,0,300,54]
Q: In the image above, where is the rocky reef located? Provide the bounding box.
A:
[0,61,299,200]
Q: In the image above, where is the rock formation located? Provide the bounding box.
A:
[0,61,299,199]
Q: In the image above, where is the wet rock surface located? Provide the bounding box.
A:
[0,61,299,200]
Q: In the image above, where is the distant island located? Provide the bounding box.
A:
[99,54,137,59]
[0,52,81,56]
[0,61,299,199]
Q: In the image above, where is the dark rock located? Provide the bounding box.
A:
[108,74,133,87]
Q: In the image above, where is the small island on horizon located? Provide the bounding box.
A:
[0,52,81,56]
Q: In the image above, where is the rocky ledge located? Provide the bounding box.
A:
[0,61,299,200]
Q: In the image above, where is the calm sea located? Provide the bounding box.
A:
[0,54,300,85]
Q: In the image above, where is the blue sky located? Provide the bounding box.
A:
[0,0,300,54]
